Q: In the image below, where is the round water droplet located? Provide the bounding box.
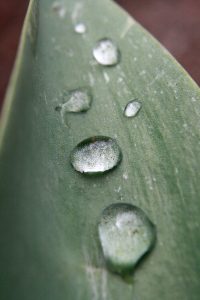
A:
[93,39,120,66]
[71,136,122,174]
[124,100,142,118]
[98,203,156,274]
[60,88,92,113]
[74,22,86,34]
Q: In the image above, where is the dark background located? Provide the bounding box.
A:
[0,0,199,108]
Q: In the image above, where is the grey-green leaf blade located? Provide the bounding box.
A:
[0,0,200,300]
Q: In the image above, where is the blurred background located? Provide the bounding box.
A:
[0,0,199,108]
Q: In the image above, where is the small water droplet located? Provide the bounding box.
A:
[71,136,122,174]
[139,70,146,76]
[117,77,123,83]
[124,100,142,118]
[93,39,120,66]
[74,22,86,34]
[98,203,156,274]
[114,186,122,193]
[60,88,92,113]
[52,1,66,18]
[123,172,128,180]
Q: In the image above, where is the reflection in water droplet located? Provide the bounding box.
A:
[98,203,156,274]
[93,39,120,66]
[60,88,92,113]
[124,100,142,118]
[52,1,66,19]
[74,23,86,34]
[71,136,122,174]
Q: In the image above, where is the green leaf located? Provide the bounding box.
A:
[0,0,200,299]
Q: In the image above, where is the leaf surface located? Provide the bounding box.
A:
[0,0,200,299]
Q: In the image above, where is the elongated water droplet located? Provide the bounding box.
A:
[74,22,86,34]
[98,203,156,274]
[60,88,92,113]
[93,39,120,66]
[124,100,142,118]
[52,1,66,19]
[71,136,122,174]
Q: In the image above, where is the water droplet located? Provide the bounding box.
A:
[93,39,120,66]
[123,172,128,180]
[114,186,122,193]
[191,97,196,102]
[60,88,92,113]
[74,22,86,34]
[124,100,142,118]
[52,1,66,19]
[98,203,156,274]
[71,136,122,174]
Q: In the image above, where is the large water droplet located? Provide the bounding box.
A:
[93,39,120,66]
[60,88,92,113]
[98,203,156,274]
[71,136,122,174]
[74,22,86,34]
[124,100,142,118]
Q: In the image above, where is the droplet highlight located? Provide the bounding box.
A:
[74,22,86,34]
[124,100,142,118]
[60,88,92,113]
[93,39,120,66]
[71,136,122,174]
[98,203,156,274]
